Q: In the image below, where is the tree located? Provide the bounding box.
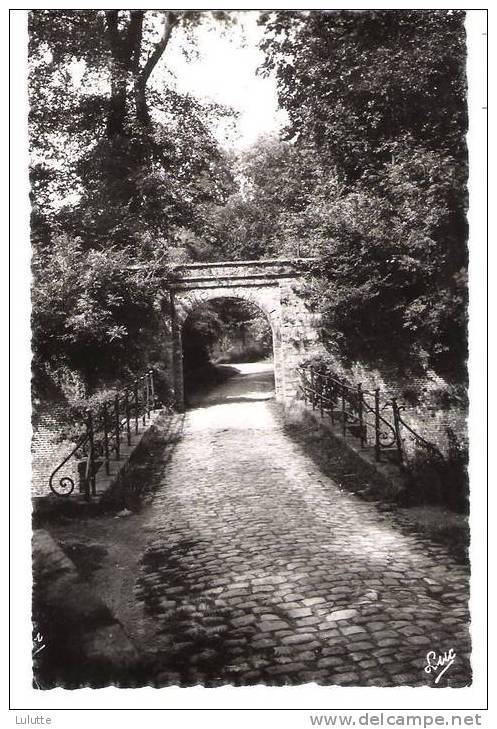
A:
[304,147,468,377]
[31,236,165,392]
[260,9,468,379]
[29,10,236,253]
[202,136,330,261]
[29,10,236,395]
[261,10,467,182]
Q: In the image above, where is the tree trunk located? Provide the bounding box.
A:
[105,10,144,137]
[134,11,177,127]
[105,11,127,137]
[106,10,177,136]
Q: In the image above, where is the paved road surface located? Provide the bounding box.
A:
[131,362,471,687]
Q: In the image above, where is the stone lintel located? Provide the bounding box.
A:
[173,257,316,270]
[171,279,295,292]
[172,259,314,284]
[172,272,297,285]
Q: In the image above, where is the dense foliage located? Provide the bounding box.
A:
[30,9,469,401]
[29,10,235,396]
[182,299,272,395]
[31,237,165,390]
[202,139,325,260]
[256,9,468,379]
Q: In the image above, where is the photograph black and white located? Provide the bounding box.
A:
[23,6,482,696]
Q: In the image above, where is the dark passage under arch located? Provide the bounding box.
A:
[181,297,275,407]
[166,260,325,409]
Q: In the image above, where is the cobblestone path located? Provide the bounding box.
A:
[135,364,471,687]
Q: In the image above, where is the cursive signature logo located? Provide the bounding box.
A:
[424,648,456,683]
[32,632,46,658]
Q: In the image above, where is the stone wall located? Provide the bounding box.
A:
[167,259,325,409]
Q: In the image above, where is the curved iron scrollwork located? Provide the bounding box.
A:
[377,402,398,448]
[47,370,158,498]
[357,394,397,449]
[48,432,89,496]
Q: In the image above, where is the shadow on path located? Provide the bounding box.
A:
[38,362,471,689]
[186,361,275,409]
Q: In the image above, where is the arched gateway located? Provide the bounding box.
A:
[165,259,325,409]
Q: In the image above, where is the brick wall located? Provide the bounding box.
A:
[31,404,79,498]
[308,355,468,461]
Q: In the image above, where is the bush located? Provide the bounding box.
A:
[32,236,167,394]
[405,435,469,513]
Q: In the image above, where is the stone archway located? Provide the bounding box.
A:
[178,291,282,403]
[165,259,324,409]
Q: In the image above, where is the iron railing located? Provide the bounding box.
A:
[49,371,158,499]
[298,365,444,467]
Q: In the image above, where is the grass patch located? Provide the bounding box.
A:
[282,405,401,502]
[282,404,469,563]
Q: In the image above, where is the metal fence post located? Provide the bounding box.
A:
[329,379,335,426]
[149,370,155,409]
[358,383,365,447]
[102,402,110,475]
[134,379,139,434]
[114,394,120,460]
[392,398,403,465]
[124,390,131,446]
[310,367,316,410]
[86,408,96,498]
[341,380,347,437]
[319,368,324,417]
[146,372,151,419]
[374,388,381,461]
[142,377,146,426]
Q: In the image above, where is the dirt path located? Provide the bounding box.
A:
[47,361,471,688]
